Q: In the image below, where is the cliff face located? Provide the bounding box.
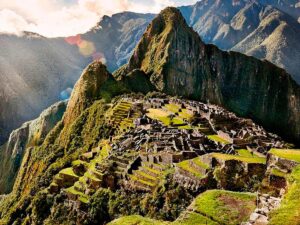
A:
[0,101,67,194]
[115,7,300,144]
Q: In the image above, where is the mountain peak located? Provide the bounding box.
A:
[157,7,186,24]
[117,7,205,92]
[63,61,110,126]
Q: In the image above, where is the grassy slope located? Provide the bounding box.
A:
[269,149,300,162]
[269,165,300,225]
[109,190,256,225]
[211,153,266,164]
[207,135,230,144]
[190,190,256,225]
[108,215,171,225]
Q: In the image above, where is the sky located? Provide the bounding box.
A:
[0,0,197,37]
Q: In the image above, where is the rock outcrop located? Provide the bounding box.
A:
[115,7,300,144]
[0,101,67,193]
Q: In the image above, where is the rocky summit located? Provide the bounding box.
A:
[0,5,300,225]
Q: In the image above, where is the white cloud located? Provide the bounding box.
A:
[0,0,197,37]
[0,9,33,35]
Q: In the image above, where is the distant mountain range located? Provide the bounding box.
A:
[0,0,299,144]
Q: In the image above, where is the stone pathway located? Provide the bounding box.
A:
[242,193,281,225]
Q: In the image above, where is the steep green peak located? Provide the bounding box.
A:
[63,60,111,126]
[150,7,187,30]
[124,6,204,91]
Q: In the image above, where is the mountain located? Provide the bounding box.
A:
[0,13,154,145]
[179,0,300,83]
[0,8,300,224]
[259,0,300,21]
[115,7,300,144]
[0,33,87,144]
[0,100,67,193]
[81,12,155,71]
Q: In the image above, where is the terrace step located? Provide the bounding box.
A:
[139,166,161,177]
[128,174,156,190]
[141,161,165,171]
[132,170,158,183]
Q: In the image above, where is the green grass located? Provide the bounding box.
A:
[269,149,300,163]
[60,168,79,177]
[174,212,219,225]
[142,166,161,175]
[84,171,101,182]
[136,171,157,181]
[192,190,256,225]
[269,165,300,225]
[164,104,180,113]
[72,160,88,167]
[65,186,87,198]
[207,135,231,144]
[177,159,207,178]
[237,149,253,157]
[193,157,210,169]
[129,174,155,187]
[108,215,170,225]
[271,168,287,177]
[211,153,266,164]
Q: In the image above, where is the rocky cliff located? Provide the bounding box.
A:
[0,101,67,193]
[115,7,300,144]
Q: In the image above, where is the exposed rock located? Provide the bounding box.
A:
[0,100,67,193]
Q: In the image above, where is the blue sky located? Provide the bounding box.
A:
[0,0,198,37]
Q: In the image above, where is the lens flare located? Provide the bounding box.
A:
[78,40,95,56]
[65,34,106,61]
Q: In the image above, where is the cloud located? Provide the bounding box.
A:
[0,0,197,37]
[0,9,33,35]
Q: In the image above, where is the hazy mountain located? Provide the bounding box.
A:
[179,0,300,83]
[259,0,300,21]
[0,100,66,193]
[0,13,154,145]
[0,33,87,144]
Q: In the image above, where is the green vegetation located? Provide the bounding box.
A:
[192,190,256,225]
[108,215,170,225]
[207,135,231,144]
[211,153,266,164]
[147,108,192,128]
[129,174,155,187]
[60,168,79,177]
[193,157,210,169]
[270,168,286,177]
[174,212,219,225]
[238,149,254,157]
[269,149,300,162]
[177,158,208,178]
[269,165,300,225]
